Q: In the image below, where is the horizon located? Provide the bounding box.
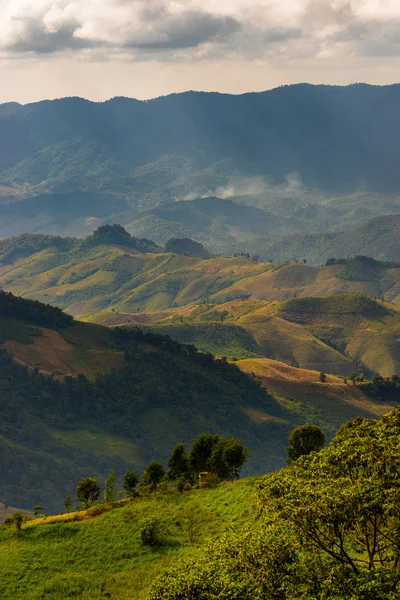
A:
[3,81,400,106]
[2,0,400,103]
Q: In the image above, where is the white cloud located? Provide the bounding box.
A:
[0,0,398,60]
[1,0,400,102]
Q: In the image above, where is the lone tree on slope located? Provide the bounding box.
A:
[76,477,101,509]
[287,424,325,465]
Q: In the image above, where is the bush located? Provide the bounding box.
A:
[140,517,164,547]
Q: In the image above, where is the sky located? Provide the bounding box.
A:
[1,0,400,103]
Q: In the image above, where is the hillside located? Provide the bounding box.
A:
[124,295,400,377]
[0,291,316,512]
[0,478,256,600]
[3,406,400,599]
[1,290,394,513]
[1,232,400,317]
[232,214,400,264]
[1,232,400,375]
[2,85,400,246]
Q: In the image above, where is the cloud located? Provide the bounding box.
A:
[1,0,400,62]
[0,0,241,56]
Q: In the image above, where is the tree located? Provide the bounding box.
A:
[4,512,27,534]
[319,371,327,383]
[287,424,325,464]
[208,438,249,480]
[64,496,72,513]
[167,443,190,482]
[189,434,220,474]
[76,477,100,509]
[33,505,43,517]
[259,410,400,592]
[142,462,165,492]
[123,471,139,497]
[104,471,117,503]
[349,372,358,386]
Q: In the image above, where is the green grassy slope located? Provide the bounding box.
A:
[0,479,256,600]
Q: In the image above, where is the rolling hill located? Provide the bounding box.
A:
[1,290,394,513]
[1,229,400,376]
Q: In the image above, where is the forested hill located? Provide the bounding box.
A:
[0,291,296,511]
[231,214,400,264]
[2,84,400,195]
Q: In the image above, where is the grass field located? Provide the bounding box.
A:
[0,478,257,600]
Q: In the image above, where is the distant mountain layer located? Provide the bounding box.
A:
[231,215,400,264]
[1,230,400,376]
[2,84,400,246]
[3,84,400,197]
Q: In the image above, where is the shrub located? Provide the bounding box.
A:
[140,517,164,547]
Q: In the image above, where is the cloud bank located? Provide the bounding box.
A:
[2,0,400,61]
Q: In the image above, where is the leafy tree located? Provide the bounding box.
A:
[76,477,100,509]
[349,372,358,385]
[142,462,165,492]
[167,443,190,482]
[319,371,327,383]
[208,438,249,480]
[287,424,325,464]
[189,434,220,474]
[4,512,27,534]
[33,505,43,517]
[123,471,139,497]
[64,496,72,513]
[104,471,116,503]
[259,410,400,593]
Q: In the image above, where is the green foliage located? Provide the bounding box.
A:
[287,424,325,464]
[104,471,116,503]
[167,443,190,482]
[189,434,220,474]
[64,496,72,513]
[208,438,249,480]
[189,435,249,481]
[76,478,100,509]
[163,238,208,258]
[143,462,166,492]
[123,471,139,498]
[0,291,73,328]
[85,224,159,253]
[151,408,400,600]
[140,517,164,547]
[4,512,27,532]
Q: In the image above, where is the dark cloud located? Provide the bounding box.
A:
[261,28,302,44]
[123,11,241,50]
[6,20,105,54]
